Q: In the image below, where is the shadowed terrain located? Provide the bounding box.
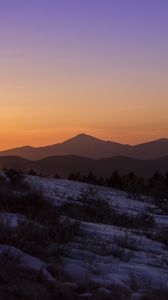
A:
[0,155,168,177]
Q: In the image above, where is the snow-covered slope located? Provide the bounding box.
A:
[25,176,168,297]
[1,175,168,299]
[26,176,168,227]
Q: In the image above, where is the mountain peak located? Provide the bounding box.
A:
[63,133,104,144]
[74,133,91,139]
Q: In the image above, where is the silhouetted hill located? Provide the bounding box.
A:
[0,155,168,178]
[130,138,168,159]
[0,134,167,160]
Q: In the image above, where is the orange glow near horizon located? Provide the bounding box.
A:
[0,1,168,150]
[0,122,168,151]
[0,64,168,150]
[0,63,168,150]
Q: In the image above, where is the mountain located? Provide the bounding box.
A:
[0,155,168,177]
[130,138,168,159]
[0,134,168,160]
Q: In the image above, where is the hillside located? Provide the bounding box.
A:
[0,173,168,299]
[0,155,168,177]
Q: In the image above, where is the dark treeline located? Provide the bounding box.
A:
[27,168,168,207]
[68,170,168,211]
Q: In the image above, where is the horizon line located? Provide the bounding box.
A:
[0,133,167,152]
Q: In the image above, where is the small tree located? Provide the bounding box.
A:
[54,173,61,179]
[107,169,122,189]
[28,169,37,176]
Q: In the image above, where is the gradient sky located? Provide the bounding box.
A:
[0,0,168,150]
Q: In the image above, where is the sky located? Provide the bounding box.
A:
[0,0,168,150]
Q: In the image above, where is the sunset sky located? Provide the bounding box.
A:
[0,0,168,150]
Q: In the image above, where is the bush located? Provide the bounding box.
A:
[0,215,80,260]
[0,186,58,225]
[155,229,168,247]
[61,187,115,224]
[134,212,155,229]
[114,232,139,251]
[4,168,26,189]
[61,188,155,232]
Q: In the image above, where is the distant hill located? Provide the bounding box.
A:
[0,134,168,160]
[0,155,168,178]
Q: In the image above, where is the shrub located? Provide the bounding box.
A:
[155,229,168,247]
[134,212,155,229]
[61,187,115,225]
[114,232,139,251]
[4,168,26,189]
[0,214,80,260]
[109,244,132,261]
[0,186,58,225]
[61,188,155,232]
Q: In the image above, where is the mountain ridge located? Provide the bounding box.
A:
[0,134,167,160]
[0,154,168,178]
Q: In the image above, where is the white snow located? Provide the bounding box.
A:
[1,174,168,296]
